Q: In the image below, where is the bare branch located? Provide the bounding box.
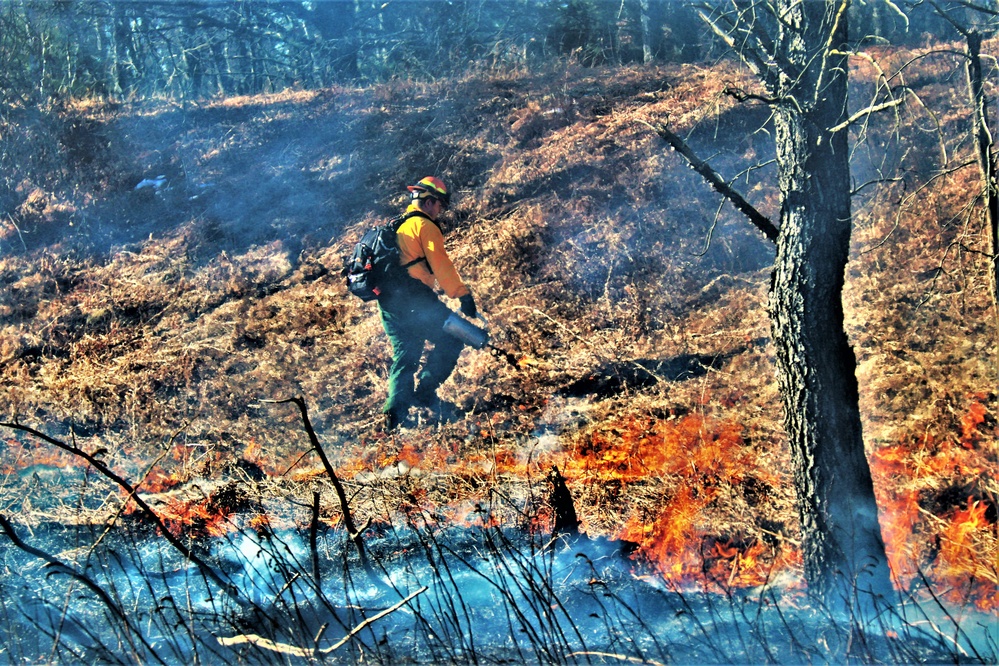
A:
[814,0,851,104]
[0,422,239,602]
[696,6,778,90]
[951,0,999,15]
[829,96,907,133]
[264,396,389,592]
[217,586,429,657]
[638,119,779,243]
[724,85,780,105]
[884,0,912,27]
[0,514,167,665]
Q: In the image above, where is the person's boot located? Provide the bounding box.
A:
[381,406,410,432]
[412,384,439,409]
[415,390,463,424]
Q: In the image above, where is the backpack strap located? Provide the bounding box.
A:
[394,210,434,271]
[392,209,432,227]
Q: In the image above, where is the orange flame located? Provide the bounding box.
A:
[935,497,998,611]
[871,407,998,612]
[154,496,233,538]
[960,400,988,448]
[0,438,77,474]
[597,414,795,590]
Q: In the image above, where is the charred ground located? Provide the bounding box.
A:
[0,51,996,615]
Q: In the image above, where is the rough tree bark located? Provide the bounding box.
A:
[691,0,893,606]
[767,0,892,605]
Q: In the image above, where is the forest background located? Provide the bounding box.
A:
[0,1,996,664]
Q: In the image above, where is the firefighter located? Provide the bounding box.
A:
[378,176,476,430]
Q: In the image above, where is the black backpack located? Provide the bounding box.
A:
[344,211,428,301]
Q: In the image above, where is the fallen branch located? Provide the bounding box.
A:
[217,586,428,657]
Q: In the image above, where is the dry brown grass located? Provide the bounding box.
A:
[0,51,995,611]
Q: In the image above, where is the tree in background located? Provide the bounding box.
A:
[0,0,723,104]
[548,0,604,64]
[919,0,999,348]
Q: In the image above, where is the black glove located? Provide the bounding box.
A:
[459,293,477,318]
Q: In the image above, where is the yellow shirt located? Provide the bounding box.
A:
[396,203,470,299]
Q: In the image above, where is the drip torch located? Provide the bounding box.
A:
[442,312,520,368]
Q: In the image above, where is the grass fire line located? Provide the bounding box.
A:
[0,37,994,665]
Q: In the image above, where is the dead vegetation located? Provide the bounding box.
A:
[0,47,996,648]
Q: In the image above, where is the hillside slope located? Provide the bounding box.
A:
[1,56,995,602]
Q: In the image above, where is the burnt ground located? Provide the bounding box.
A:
[0,49,996,663]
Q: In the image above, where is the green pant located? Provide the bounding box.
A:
[378,280,464,419]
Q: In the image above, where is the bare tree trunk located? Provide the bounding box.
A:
[965,30,999,341]
[639,0,652,63]
[768,0,892,606]
[112,5,139,98]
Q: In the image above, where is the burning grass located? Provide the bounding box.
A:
[870,395,999,612]
[0,49,997,663]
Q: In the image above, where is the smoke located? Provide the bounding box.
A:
[2,512,993,664]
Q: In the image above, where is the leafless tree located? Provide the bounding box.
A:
[692,0,894,607]
[921,0,999,334]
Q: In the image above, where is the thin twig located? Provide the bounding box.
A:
[217,586,428,657]
[310,490,322,589]
[0,422,240,603]
[263,397,389,592]
[0,515,168,666]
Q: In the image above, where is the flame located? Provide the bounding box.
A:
[140,468,184,494]
[444,502,504,529]
[620,493,795,590]
[563,413,752,486]
[397,442,423,468]
[935,497,999,611]
[5,386,986,611]
[881,489,923,584]
[124,480,254,539]
[599,414,794,591]
[154,495,233,538]
[960,399,988,448]
[0,437,77,474]
[289,466,327,482]
[705,539,775,588]
[517,355,540,368]
[620,485,704,581]
[870,399,998,612]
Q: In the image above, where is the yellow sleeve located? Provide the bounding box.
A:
[419,222,470,299]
